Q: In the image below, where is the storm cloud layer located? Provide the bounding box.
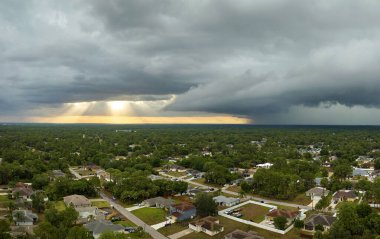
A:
[2,0,380,123]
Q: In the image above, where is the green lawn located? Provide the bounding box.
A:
[0,195,10,202]
[167,171,188,177]
[182,216,303,239]
[115,219,136,227]
[53,201,66,211]
[250,193,311,206]
[158,222,188,236]
[132,207,168,225]
[91,200,111,208]
[239,203,271,223]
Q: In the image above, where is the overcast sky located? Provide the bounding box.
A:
[2,0,380,124]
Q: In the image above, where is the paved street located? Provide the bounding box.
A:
[99,192,168,239]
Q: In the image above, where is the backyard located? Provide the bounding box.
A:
[238,203,271,223]
[158,222,188,236]
[182,216,304,239]
[132,207,168,225]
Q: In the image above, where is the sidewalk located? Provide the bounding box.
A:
[168,229,193,239]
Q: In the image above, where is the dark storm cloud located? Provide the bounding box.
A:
[1,0,380,123]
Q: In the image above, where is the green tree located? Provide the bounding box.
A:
[194,192,217,217]
[374,158,380,170]
[273,216,287,230]
[34,221,60,239]
[31,191,46,213]
[240,180,251,193]
[294,219,304,228]
[333,164,352,180]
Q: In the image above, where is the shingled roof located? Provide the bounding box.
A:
[266,209,299,219]
[305,214,336,227]
[190,216,223,231]
[84,219,124,235]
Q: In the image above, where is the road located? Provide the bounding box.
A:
[68,167,82,179]
[99,192,168,239]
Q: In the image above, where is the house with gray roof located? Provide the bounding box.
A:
[142,196,174,209]
[306,187,329,200]
[84,219,125,239]
[12,210,38,226]
[304,214,336,231]
[333,190,358,203]
[64,195,91,208]
[51,170,66,179]
[352,167,374,178]
[213,195,240,207]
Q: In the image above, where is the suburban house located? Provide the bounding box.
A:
[164,164,187,172]
[84,219,125,239]
[142,197,174,209]
[231,178,243,185]
[12,210,38,226]
[304,214,336,231]
[75,206,98,221]
[64,195,92,208]
[213,195,240,207]
[256,163,273,169]
[225,229,265,239]
[187,169,204,178]
[12,187,33,201]
[352,168,374,178]
[170,202,196,221]
[265,209,300,225]
[189,216,224,236]
[96,169,111,182]
[332,190,358,203]
[306,187,330,200]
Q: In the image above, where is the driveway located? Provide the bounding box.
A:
[168,229,193,239]
[99,192,168,239]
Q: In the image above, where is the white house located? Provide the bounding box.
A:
[256,163,273,169]
[213,195,240,207]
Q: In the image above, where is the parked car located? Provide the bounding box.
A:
[125,227,137,233]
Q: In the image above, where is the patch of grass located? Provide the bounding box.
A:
[132,207,168,225]
[226,185,241,193]
[158,222,188,236]
[239,203,271,223]
[53,201,66,211]
[167,171,188,177]
[115,219,136,227]
[91,200,110,208]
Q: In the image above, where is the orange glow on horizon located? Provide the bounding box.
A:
[28,115,251,124]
